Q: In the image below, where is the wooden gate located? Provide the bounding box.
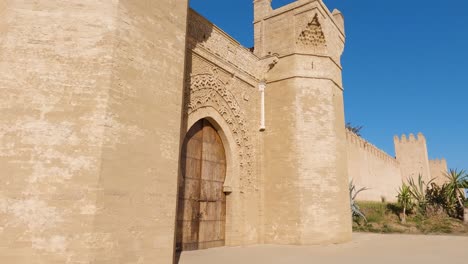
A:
[176,119,227,251]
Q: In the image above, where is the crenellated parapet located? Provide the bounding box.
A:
[346,130,399,166]
[429,158,447,165]
[393,132,426,144]
[253,0,345,73]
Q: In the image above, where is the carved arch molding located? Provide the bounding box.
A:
[185,73,254,179]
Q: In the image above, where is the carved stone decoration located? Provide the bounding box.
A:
[186,73,254,178]
[297,14,326,48]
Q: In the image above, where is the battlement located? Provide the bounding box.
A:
[393,132,426,144]
[253,0,272,21]
[253,0,345,59]
[254,0,344,34]
[429,158,447,165]
[394,132,431,182]
[346,130,399,166]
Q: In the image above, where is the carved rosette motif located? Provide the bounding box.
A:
[297,14,327,48]
[186,74,254,178]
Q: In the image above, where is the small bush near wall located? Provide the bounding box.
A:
[353,201,468,235]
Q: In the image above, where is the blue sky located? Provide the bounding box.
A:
[190,0,467,170]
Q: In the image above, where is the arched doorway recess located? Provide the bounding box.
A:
[176,118,227,251]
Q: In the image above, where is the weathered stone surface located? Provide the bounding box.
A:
[0,0,188,263]
[1,0,451,263]
[254,0,351,244]
[394,133,432,183]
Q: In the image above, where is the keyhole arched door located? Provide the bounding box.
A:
[176,119,227,251]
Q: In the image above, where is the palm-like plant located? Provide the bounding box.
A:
[397,183,413,223]
[407,174,434,214]
[443,169,468,209]
[345,122,363,136]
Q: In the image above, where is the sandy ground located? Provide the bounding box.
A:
[178,233,468,264]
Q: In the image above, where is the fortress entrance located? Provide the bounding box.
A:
[176,119,227,251]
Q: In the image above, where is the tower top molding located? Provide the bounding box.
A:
[253,0,345,38]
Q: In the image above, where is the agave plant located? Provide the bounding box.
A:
[443,169,468,209]
[349,179,368,223]
[407,174,433,214]
[397,183,413,223]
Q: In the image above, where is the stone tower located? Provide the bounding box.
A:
[429,158,449,186]
[394,133,432,183]
[0,1,188,263]
[254,0,351,244]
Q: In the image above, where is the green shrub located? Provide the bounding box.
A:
[426,182,458,217]
[397,183,413,223]
[407,174,433,215]
[443,169,468,219]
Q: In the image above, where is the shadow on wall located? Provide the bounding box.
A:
[174,9,215,263]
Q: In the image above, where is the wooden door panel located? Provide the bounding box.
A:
[183,156,202,176]
[200,162,226,181]
[182,178,201,200]
[176,119,226,252]
[198,201,221,221]
[177,199,199,221]
[185,139,203,159]
[202,143,226,163]
[200,180,224,201]
[177,120,203,251]
[198,120,226,248]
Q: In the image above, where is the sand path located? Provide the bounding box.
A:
[178,233,468,264]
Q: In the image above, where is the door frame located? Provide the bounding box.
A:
[179,107,242,247]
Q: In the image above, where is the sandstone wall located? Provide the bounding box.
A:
[92,1,188,263]
[346,131,401,202]
[255,0,351,245]
[185,10,262,245]
[429,159,448,186]
[0,1,117,262]
[0,1,189,263]
[394,133,431,183]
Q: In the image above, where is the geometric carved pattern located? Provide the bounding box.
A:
[186,73,253,177]
[297,14,326,48]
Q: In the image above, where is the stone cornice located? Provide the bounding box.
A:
[253,0,345,39]
[266,75,343,91]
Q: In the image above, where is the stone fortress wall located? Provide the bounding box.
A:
[0,0,451,263]
[394,133,432,183]
[348,132,448,202]
[0,1,190,263]
[347,131,401,202]
[185,9,263,246]
[430,158,449,186]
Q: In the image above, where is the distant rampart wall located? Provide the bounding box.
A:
[347,131,402,202]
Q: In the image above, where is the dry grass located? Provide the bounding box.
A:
[353,201,468,235]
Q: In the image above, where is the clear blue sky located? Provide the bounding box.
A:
[190,0,468,170]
